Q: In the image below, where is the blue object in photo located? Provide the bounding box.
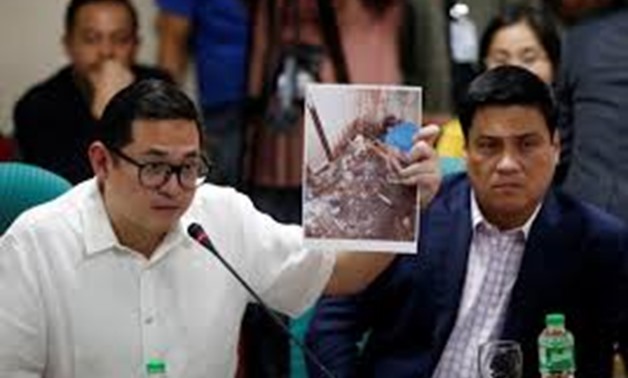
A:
[383,121,418,153]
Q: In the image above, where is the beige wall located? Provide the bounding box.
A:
[0,0,161,136]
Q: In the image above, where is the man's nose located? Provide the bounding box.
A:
[98,40,115,60]
[157,172,182,196]
[496,150,521,173]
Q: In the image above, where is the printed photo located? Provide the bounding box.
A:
[303,84,422,253]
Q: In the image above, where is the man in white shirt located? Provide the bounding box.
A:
[0,79,441,377]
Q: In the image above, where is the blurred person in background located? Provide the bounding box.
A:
[551,0,628,223]
[436,4,561,161]
[548,0,618,25]
[155,0,250,188]
[13,0,170,185]
[244,0,440,234]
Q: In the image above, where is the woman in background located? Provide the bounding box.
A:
[437,4,561,159]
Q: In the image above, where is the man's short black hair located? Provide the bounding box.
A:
[95,79,205,151]
[65,0,138,34]
[459,65,557,139]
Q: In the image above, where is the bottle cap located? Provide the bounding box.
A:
[146,359,166,374]
[545,313,565,327]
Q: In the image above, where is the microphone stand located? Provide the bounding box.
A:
[188,223,336,378]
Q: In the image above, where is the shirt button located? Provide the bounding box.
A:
[145,316,154,325]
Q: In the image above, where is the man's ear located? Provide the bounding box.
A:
[130,35,141,61]
[88,141,111,181]
[135,35,142,49]
[552,129,561,165]
[62,33,72,57]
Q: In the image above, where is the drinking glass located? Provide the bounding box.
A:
[478,340,523,378]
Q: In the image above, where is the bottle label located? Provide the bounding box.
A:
[539,339,575,373]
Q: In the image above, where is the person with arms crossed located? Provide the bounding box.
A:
[0,78,441,378]
[14,0,170,185]
[306,66,628,378]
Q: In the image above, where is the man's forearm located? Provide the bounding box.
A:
[324,252,395,296]
[156,13,191,84]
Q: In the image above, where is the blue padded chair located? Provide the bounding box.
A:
[290,309,316,378]
[0,162,72,233]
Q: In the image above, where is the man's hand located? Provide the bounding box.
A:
[88,59,134,118]
[388,124,442,207]
[156,12,192,84]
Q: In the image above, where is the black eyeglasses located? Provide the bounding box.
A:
[109,147,211,190]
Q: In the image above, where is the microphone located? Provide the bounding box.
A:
[187,222,336,378]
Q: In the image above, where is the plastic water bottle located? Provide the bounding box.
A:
[538,313,575,378]
[146,358,167,377]
[449,2,478,64]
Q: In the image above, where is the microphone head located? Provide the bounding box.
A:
[187,222,218,256]
[187,222,206,241]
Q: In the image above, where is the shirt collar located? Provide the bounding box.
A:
[81,179,187,259]
[82,179,119,256]
[470,190,542,239]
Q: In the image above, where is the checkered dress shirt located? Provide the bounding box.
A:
[432,194,540,378]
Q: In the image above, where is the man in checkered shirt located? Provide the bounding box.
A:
[305,66,628,378]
